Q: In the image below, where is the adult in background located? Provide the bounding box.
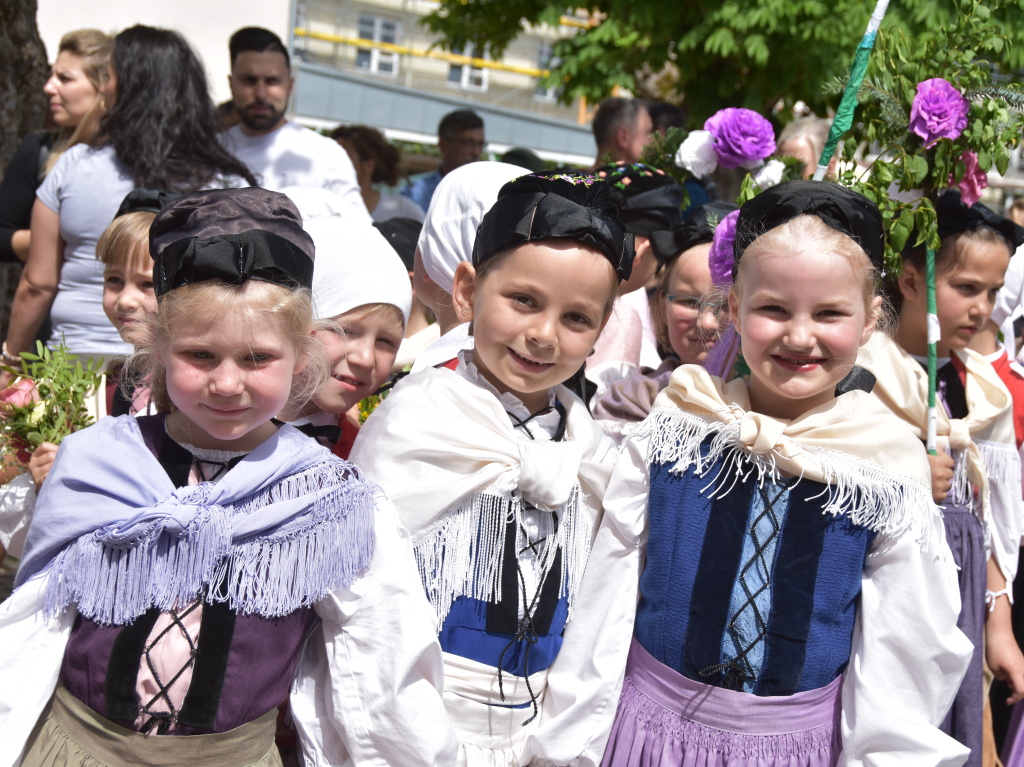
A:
[2,25,255,373]
[220,27,368,221]
[777,115,834,179]
[401,109,485,213]
[0,29,111,264]
[591,97,653,167]
[332,124,425,223]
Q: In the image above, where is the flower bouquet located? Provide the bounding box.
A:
[825,0,1024,273]
[0,343,104,466]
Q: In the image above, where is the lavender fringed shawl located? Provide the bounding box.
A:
[15,415,377,626]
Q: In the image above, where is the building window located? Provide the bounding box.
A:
[448,44,488,91]
[534,40,562,102]
[355,15,398,76]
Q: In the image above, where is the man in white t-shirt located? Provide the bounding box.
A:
[220,27,370,222]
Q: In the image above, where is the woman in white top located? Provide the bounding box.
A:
[3,25,254,369]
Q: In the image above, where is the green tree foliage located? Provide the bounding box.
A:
[421,0,1024,126]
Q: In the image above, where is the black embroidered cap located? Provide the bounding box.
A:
[650,200,739,264]
[594,162,684,242]
[149,187,315,297]
[472,171,635,281]
[936,190,1024,252]
[733,180,884,274]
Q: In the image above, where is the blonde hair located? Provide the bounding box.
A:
[734,214,877,309]
[45,29,113,175]
[95,211,154,271]
[130,280,328,414]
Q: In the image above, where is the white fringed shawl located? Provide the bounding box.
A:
[350,358,615,626]
[644,364,941,546]
[858,332,1023,582]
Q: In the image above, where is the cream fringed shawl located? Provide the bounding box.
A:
[349,363,615,626]
[857,332,1023,582]
[646,364,940,543]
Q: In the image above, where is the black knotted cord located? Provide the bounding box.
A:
[191,455,232,483]
[493,401,567,724]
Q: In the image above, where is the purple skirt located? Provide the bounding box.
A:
[601,640,842,767]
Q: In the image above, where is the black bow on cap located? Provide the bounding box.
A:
[733,180,884,277]
[154,230,315,297]
[472,172,635,281]
[937,190,1024,252]
[150,188,316,297]
[649,200,739,264]
[116,189,181,218]
[595,163,684,239]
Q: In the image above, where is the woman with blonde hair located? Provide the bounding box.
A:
[0,29,111,263]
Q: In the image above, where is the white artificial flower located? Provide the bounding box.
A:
[752,159,786,189]
[675,130,718,179]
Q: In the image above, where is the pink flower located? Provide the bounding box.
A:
[950,150,989,208]
[0,377,38,413]
[708,209,741,286]
[909,78,969,146]
[704,108,776,170]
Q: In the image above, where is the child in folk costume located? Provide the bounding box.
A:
[351,172,639,766]
[857,190,1024,764]
[601,180,972,765]
[592,201,737,442]
[285,215,411,459]
[0,188,457,767]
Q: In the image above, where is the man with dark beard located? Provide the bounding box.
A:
[220,27,368,220]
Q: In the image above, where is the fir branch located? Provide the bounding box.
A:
[964,86,1024,111]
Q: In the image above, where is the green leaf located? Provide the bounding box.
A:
[906,155,929,186]
[890,216,913,253]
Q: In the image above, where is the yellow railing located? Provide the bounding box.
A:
[294,27,550,78]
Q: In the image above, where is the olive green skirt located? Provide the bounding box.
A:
[22,685,282,767]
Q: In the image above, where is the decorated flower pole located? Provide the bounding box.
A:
[909,78,971,453]
[812,0,890,182]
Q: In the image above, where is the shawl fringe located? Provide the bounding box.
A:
[44,461,377,626]
[642,408,941,549]
[413,485,593,628]
[951,439,1020,514]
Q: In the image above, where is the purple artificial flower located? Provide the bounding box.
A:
[708,209,741,287]
[950,150,988,208]
[704,108,776,170]
[909,78,969,146]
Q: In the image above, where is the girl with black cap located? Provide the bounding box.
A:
[857,190,1024,764]
[0,188,457,766]
[600,180,970,765]
[351,172,639,766]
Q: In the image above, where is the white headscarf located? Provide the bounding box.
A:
[417,162,529,294]
[305,216,412,324]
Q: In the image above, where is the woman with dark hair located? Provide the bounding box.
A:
[2,25,255,369]
[331,125,424,223]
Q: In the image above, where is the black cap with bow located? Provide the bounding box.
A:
[473,171,635,281]
[149,187,315,297]
[733,180,884,276]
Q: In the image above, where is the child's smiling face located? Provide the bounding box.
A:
[452,240,616,412]
[311,304,404,415]
[730,241,878,421]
